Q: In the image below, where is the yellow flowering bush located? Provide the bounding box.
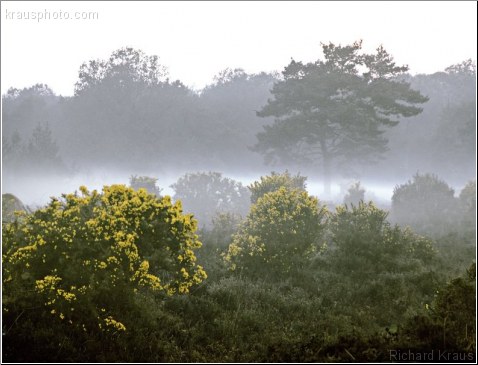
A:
[248,171,307,204]
[2,185,207,333]
[224,187,327,276]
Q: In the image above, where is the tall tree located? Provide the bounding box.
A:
[2,84,59,139]
[74,47,167,95]
[25,122,66,173]
[254,41,428,195]
[198,68,278,172]
[375,59,476,182]
[66,47,196,170]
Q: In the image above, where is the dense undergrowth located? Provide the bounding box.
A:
[2,173,476,362]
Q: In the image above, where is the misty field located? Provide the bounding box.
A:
[2,41,476,362]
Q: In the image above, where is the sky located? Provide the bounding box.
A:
[1,1,477,96]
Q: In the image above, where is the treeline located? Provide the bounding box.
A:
[2,50,276,175]
[2,171,476,362]
[2,48,476,183]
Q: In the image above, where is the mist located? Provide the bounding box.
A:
[2,55,475,211]
[2,167,401,209]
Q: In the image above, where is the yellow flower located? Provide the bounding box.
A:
[104,316,126,331]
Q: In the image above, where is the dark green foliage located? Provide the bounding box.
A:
[171,172,250,229]
[433,232,476,278]
[248,170,307,203]
[2,184,474,362]
[329,202,435,264]
[391,173,459,236]
[434,263,476,350]
[255,41,428,193]
[195,212,244,282]
[129,175,162,196]
[316,202,438,327]
[401,263,476,354]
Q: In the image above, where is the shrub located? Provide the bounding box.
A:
[129,175,162,196]
[319,202,437,327]
[433,232,476,278]
[248,170,307,203]
[171,172,250,229]
[343,181,365,207]
[459,180,476,229]
[2,185,207,340]
[195,212,244,282]
[2,193,29,223]
[402,263,476,354]
[200,212,243,248]
[224,187,327,278]
[433,262,476,351]
[391,173,459,235]
[329,202,435,272]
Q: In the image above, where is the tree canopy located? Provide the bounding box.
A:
[171,172,251,229]
[255,41,429,194]
[74,47,168,95]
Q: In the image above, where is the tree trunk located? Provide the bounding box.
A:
[319,137,332,198]
[323,157,331,197]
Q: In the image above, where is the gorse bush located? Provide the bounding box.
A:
[391,173,459,235]
[318,202,437,327]
[3,185,207,337]
[2,175,474,362]
[224,187,327,277]
[248,170,307,203]
[330,202,435,266]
